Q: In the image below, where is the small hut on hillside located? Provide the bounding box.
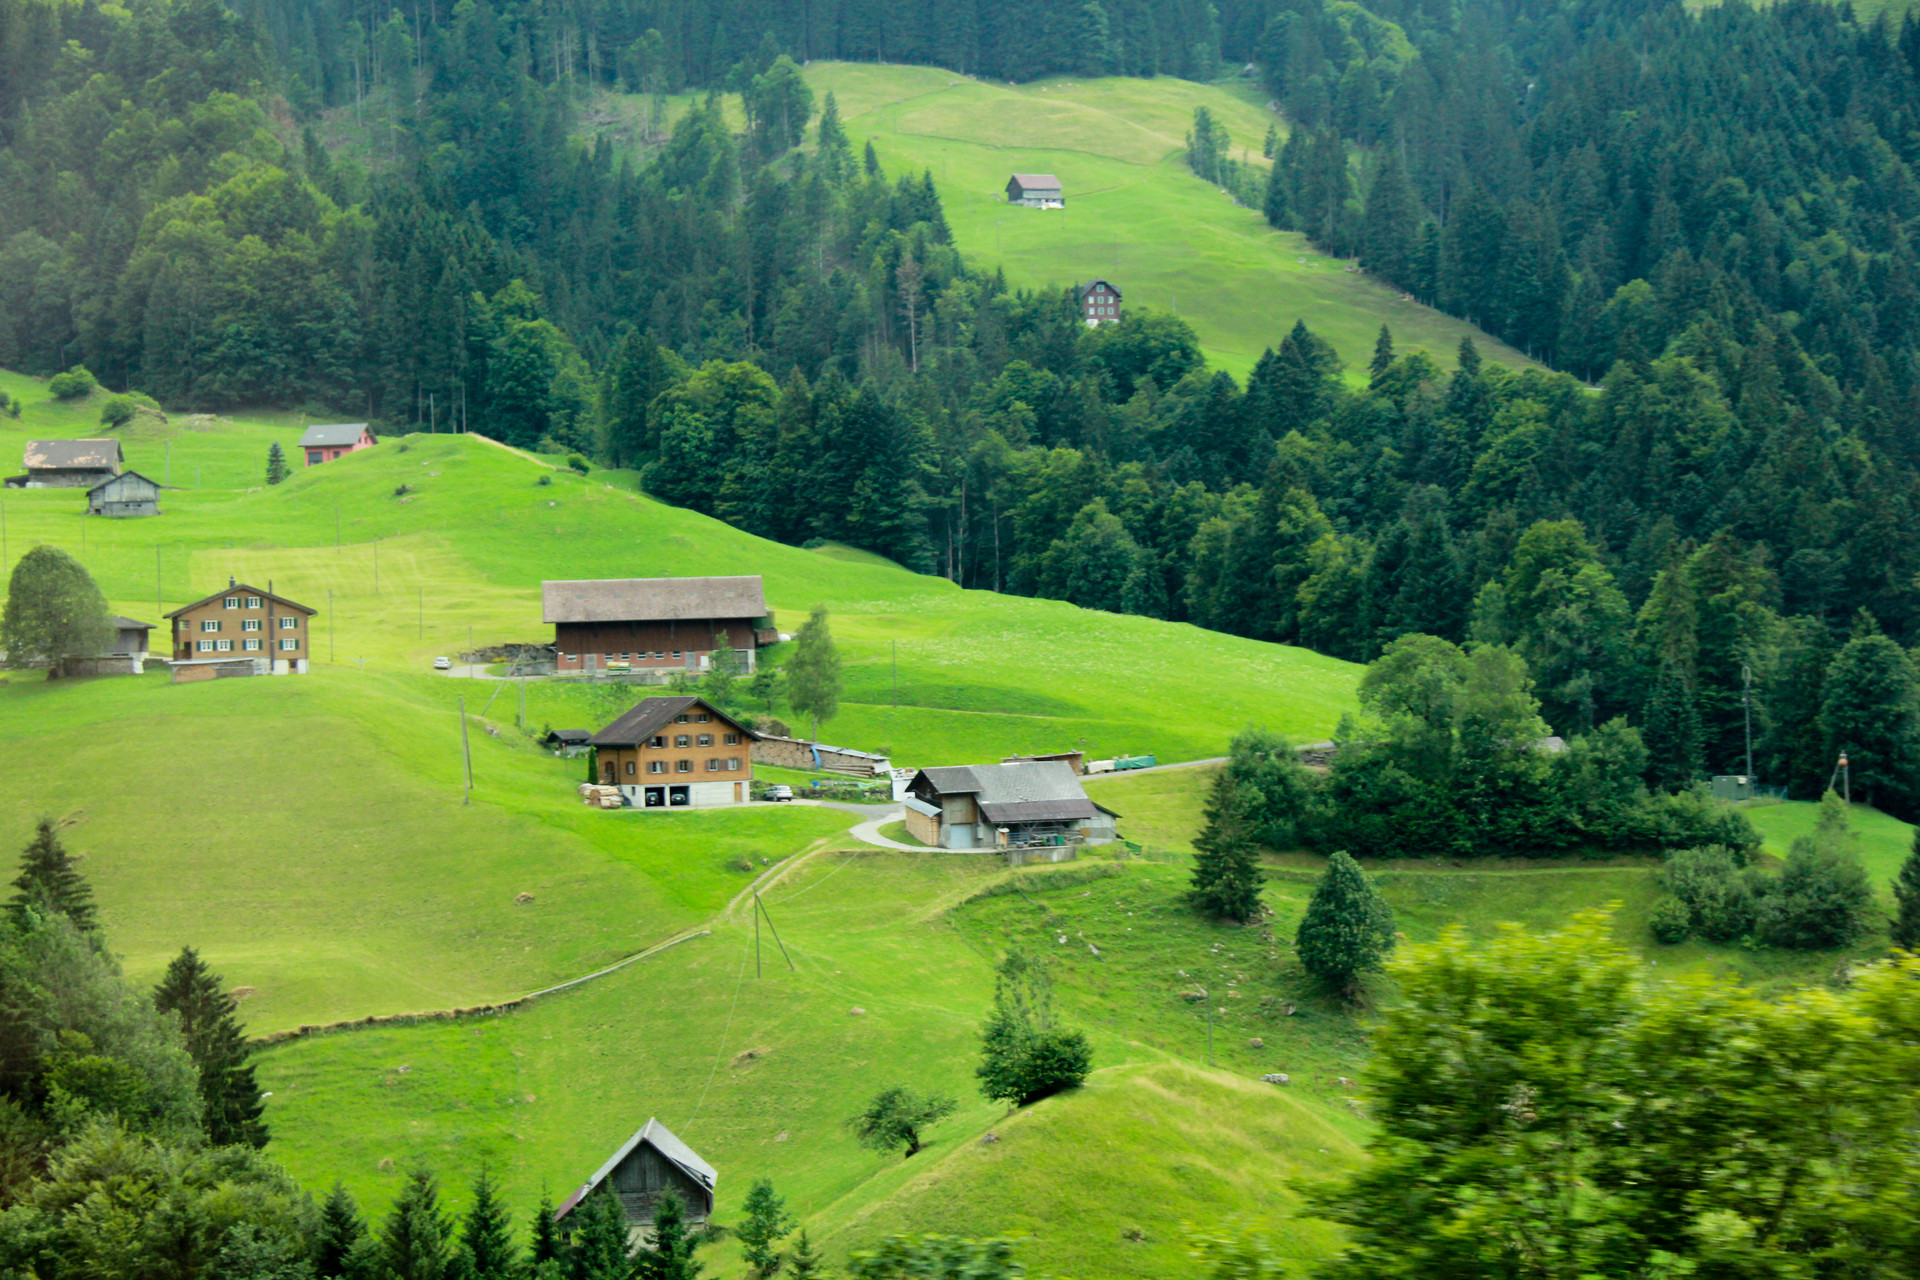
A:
[554,1118,715,1245]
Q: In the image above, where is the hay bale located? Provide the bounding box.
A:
[515,892,535,904]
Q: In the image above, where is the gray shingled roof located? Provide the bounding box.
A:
[110,616,153,631]
[88,469,161,495]
[298,423,371,447]
[912,761,1098,823]
[554,1117,716,1222]
[1009,173,1061,189]
[162,582,316,620]
[543,576,766,625]
[588,696,753,747]
[24,439,121,472]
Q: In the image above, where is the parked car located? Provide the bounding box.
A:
[433,656,451,670]
[766,785,794,802]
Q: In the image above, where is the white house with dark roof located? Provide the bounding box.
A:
[543,575,770,674]
[554,1117,716,1246]
[298,423,375,467]
[9,439,123,488]
[904,760,1119,850]
[1006,173,1064,207]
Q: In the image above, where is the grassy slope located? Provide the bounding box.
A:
[789,63,1536,382]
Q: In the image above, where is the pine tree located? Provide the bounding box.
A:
[1295,850,1395,1000]
[379,1170,452,1280]
[1642,659,1704,791]
[153,945,268,1147]
[816,91,852,183]
[1361,151,1418,282]
[565,1191,631,1280]
[633,1191,702,1280]
[1821,631,1920,815]
[784,605,841,742]
[862,139,880,177]
[1189,769,1267,923]
[527,1194,562,1267]
[1894,829,1920,952]
[315,1183,369,1279]
[265,441,291,485]
[459,1170,518,1280]
[1369,324,1395,385]
[10,818,98,934]
[736,1178,795,1276]
[785,1229,823,1278]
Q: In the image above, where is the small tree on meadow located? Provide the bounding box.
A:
[377,1170,452,1280]
[526,1193,562,1268]
[314,1183,369,1280]
[459,1169,519,1280]
[1296,850,1395,1000]
[1188,730,1309,922]
[152,945,268,1148]
[977,950,1092,1106]
[567,1191,633,1280]
[266,442,291,485]
[785,606,841,742]
[1893,829,1920,953]
[785,1230,824,1278]
[10,818,98,935]
[849,1087,957,1158]
[633,1189,703,1280]
[736,1177,796,1276]
[2,545,112,677]
[1755,792,1872,949]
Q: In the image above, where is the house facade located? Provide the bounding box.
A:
[164,579,316,674]
[555,1118,716,1247]
[298,423,375,466]
[588,695,755,808]
[1006,173,1064,207]
[544,576,770,675]
[88,470,161,517]
[903,760,1119,850]
[9,439,123,488]
[1076,279,1122,326]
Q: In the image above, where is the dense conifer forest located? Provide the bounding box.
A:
[2,0,1919,810]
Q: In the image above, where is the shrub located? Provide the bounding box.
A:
[1755,834,1872,949]
[535,474,552,487]
[1649,897,1691,944]
[977,951,1091,1105]
[393,484,412,498]
[47,367,98,399]
[0,391,19,418]
[99,392,159,427]
[1663,845,1758,943]
[566,453,590,474]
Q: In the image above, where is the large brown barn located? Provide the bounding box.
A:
[543,575,771,674]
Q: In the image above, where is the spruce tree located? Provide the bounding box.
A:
[315,1183,369,1279]
[527,1194,563,1267]
[153,945,268,1148]
[633,1191,702,1280]
[379,1170,452,1280]
[10,818,98,934]
[265,441,291,485]
[785,1229,823,1278]
[1642,659,1704,791]
[1369,324,1395,385]
[565,1192,631,1280]
[736,1178,795,1276]
[1892,829,1920,952]
[1295,850,1395,1000]
[459,1170,518,1280]
[1189,771,1267,923]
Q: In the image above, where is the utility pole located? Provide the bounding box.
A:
[892,640,898,713]
[1205,994,1214,1066]
[754,894,761,978]
[334,502,340,547]
[328,589,335,664]
[1742,663,1754,783]
[1842,752,1851,805]
[459,696,473,804]
[156,545,162,618]
[519,670,527,729]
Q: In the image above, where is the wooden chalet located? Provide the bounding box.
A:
[903,760,1118,851]
[1006,173,1064,207]
[164,578,316,674]
[543,576,771,675]
[554,1118,716,1245]
[588,695,755,808]
[88,469,162,517]
[8,439,122,489]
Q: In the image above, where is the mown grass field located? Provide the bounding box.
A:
[789,63,1536,382]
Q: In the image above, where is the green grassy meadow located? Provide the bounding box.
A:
[779,63,1536,382]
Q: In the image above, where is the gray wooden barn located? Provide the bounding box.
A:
[87,470,162,517]
[553,1118,715,1245]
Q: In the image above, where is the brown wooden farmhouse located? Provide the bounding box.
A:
[164,578,316,674]
[589,695,754,807]
[554,1117,715,1246]
[544,576,771,674]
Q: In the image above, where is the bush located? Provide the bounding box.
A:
[0,391,18,418]
[566,453,590,474]
[1649,897,1691,944]
[47,367,98,400]
[1755,834,1872,949]
[535,474,552,487]
[1663,845,1758,943]
[977,951,1091,1106]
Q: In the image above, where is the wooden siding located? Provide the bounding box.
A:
[904,804,941,846]
[557,618,762,671]
[608,1143,712,1224]
[597,715,750,786]
[169,592,311,665]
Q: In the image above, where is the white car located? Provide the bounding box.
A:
[433,656,452,670]
[766,785,794,802]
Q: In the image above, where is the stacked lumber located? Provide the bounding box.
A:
[577,783,625,809]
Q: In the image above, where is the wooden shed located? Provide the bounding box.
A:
[554,1118,716,1244]
[88,469,162,517]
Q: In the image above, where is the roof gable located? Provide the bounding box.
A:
[1009,173,1061,189]
[163,582,316,619]
[24,439,121,471]
[88,470,162,495]
[543,576,766,625]
[589,696,753,746]
[911,760,1097,823]
[299,423,372,447]
[555,1117,716,1221]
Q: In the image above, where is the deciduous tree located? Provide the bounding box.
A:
[785,605,841,741]
[2,546,111,677]
[1295,850,1394,999]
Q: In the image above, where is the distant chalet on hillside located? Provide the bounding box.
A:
[543,575,772,674]
[1077,279,1122,326]
[555,1118,716,1246]
[89,470,162,517]
[1006,173,1064,208]
[298,423,375,467]
[8,438,122,489]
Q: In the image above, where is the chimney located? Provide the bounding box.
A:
[228,576,235,588]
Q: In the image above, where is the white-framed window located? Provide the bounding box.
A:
[672,650,682,659]
[674,714,689,724]
[243,619,261,631]
[726,757,741,771]
[243,639,261,652]
[652,651,663,659]
[696,734,713,747]
[648,735,665,748]
[695,713,710,723]
[279,616,298,630]
[724,733,740,745]
[223,597,239,609]
[196,640,214,653]
[674,734,691,748]
[625,760,636,776]
[201,620,220,632]
[676,760,691,773]
[278,639,297,651]
[648,760,664,774]
[215,640,233,652]
[245,596,261,608]
[705,758,720,772]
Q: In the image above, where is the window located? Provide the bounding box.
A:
[672,650,682,659]
[676,760,691,773]
[675,734,691,747]
[215,640,233,652]
[279,617,298,630]
[245,596,261,608]
[726,757,741,771]
[620,653,631,660]
[279,639,297,651]
[652,651,663,659]
[243,639,261,652]
[243,619,261,632]
[648,735,665,748]
[625,760,636,776]
[306,451,323,465]
[674,715,689,724]
[724,733,740,745]
[696,734,712,747]
[695,713,710,723]
[705,758,720,772]
[648,760,664,774]
[196,640,213,653]
[223,597,239,609]
[201,620,220,632]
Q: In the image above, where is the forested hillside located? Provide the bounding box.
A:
[3,0,1919,816]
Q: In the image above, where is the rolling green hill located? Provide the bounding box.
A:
[788,63,1537,382]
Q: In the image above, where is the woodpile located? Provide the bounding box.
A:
[577,783,625,809]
